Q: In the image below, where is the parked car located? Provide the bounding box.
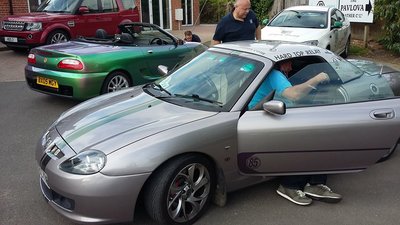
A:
[0,0,139,50]
[36,41,400,225]
[261,6,351,57]
[25,22,207,100]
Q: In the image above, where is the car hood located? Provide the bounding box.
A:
[55,87,218,155]
[37,41,122,56]
[2,13,75,22]
[261,26,327,42]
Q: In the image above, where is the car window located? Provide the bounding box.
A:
[81,0,100,13]
[335,10,344,22]
[154,51,263,111]
[102,0,118,12]
[269,10,327,29]
[121,0,137,9]
[249,56,396,110]
[287,57,395,107]
[37,0,79,13]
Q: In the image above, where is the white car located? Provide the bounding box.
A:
[261,6,351,57]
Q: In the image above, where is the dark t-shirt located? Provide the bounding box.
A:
[191,34,202,42]
[213,10,259,43]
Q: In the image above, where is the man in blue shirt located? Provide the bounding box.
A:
[249,59,342,206]
[213,0,261,45]
[249,59,329,109]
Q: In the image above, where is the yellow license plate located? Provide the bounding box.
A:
[37,76,59,88]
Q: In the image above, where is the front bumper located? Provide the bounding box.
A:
[0,30,43,48]
[36,128,151,224]
[25,65,107,100]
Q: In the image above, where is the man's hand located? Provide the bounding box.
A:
[316,72,330,84]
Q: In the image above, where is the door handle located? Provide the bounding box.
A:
[147,50,153,54]
[370,109,395,120]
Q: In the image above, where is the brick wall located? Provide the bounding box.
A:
[0,0,29,18]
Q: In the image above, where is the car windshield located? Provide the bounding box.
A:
[146,51,263,112]
[269,10,327,29]
[37,0,79,13]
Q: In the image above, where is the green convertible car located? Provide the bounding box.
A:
[25,22,207,100]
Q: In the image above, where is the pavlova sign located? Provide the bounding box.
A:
[309,0,374,23]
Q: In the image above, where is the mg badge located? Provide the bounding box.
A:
[246,156,261,169]
[44,57,47,63]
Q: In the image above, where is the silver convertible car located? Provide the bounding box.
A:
[36,41,400,225]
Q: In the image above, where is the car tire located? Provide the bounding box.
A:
[101,71,131,94]
[144,154,215,225]
[46,30,69,45]
[341,38,351,58]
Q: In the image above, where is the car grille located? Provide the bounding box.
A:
[40,178,75,211]
[3,21,25,31]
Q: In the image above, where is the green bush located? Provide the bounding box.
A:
[374,1,400,54]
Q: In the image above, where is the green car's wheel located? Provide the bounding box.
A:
[144,154,215,225]
[101,71,131,94]
[46,30,69,45]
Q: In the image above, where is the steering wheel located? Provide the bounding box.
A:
[150,37,162,45]
[196,73,219,101]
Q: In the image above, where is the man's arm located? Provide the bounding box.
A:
[255,25,261,40]
[282,72,329,101]
[213,40,222,45]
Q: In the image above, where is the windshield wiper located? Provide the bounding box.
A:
[144,82,172,96]
[174,93,223,106]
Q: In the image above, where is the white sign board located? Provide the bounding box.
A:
[309,0,374,23]
[175,8,183,21]
[339,0,374,23]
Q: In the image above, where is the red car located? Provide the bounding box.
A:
[0,0,139,50]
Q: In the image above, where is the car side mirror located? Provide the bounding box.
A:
[157,65,169,76]
[262,18,269,26]
[78,6,89,14]
[263,100,286,115]
[332,21,343,29]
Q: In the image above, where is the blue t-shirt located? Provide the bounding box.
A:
[213,10,259,43]
[248,69,292,109]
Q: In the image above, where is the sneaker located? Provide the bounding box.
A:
[303,183,342,203]
[276,185,312,206]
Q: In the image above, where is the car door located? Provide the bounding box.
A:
[328,9,340,53]
[237,58,400,176]
[77,0,118,37]
[334,9,350,52]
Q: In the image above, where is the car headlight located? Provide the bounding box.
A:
[25,22,42,31]
[302,40,319,46]
[60,150,106,175]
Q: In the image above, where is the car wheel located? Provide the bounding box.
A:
[46,30,69,45]
[341,38,351,58]
[144,154,215,225]
[101,71,131,94]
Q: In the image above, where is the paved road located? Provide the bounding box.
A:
[1,49,400,225]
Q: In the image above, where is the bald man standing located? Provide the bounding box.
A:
[213,0,261,45]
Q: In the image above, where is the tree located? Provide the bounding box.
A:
[374,0,400,54]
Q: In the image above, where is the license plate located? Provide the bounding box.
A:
[37,76,59,88]
[4,37,17,42]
